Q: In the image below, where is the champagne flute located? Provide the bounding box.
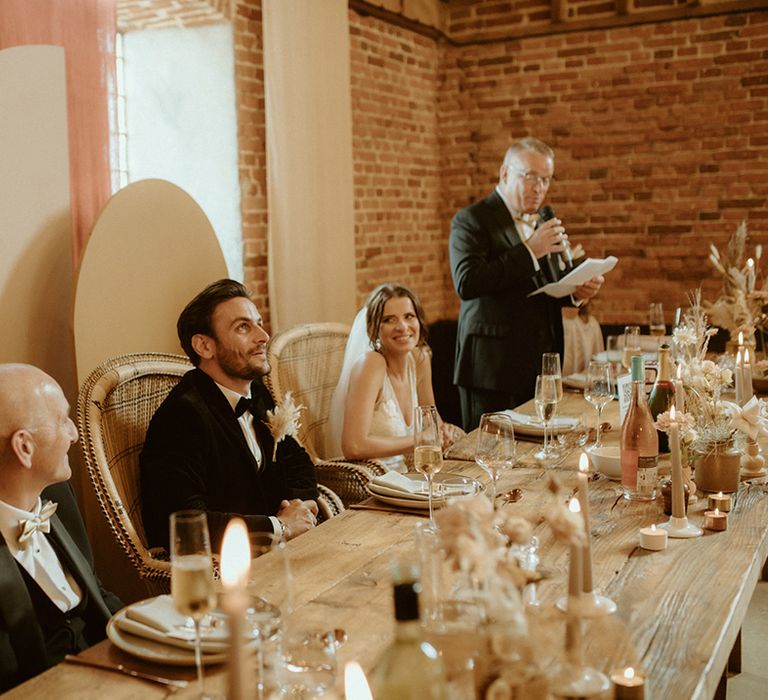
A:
[541,352,563,453]
[533,375,559,463]
[414,405,443,523]
[584,361,613,448]
[475,413,516,509]
[170,510,216,698]
[622,325,641,372]
[649,302,665,337]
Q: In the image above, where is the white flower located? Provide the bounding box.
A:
[264,392,304,460]
[673,324,697,346]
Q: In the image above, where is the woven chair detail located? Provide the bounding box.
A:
[264,323,386,506]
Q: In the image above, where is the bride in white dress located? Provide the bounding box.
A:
[326,283,463,471]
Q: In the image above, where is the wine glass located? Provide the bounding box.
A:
[621,325,641,373]
[170,510,216,698]
[541,352,563,453]
[649,302,665,337]
[414,405,443,523]
[584,361,613,448]
[475,413,517,509]
[533,375,560,463]
[248,531,293,700]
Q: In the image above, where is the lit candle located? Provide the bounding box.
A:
[708,491,732,512]
[639,523,668,551]
[675,364,684,413]
[735,347,744,406]
[743,346,753,401]
[747,257,755,292]
[344,661,373,700]
[577,453,593,594]
[568,497,584,599]
[704,508,728,532]
[669,407,685,519]
[611,666,646,700]
[221,518,252,700]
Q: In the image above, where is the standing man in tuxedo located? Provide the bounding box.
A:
[449,137,604,431]
[0,364,122,691]
[141,279,319,551]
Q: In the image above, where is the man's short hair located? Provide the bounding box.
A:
[177,279,252,366]
[502,137,554,167]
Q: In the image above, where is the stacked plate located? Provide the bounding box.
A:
[366,471,482,510]
[503,410,579,438]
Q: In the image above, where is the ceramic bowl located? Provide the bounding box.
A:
[587,445,621,480]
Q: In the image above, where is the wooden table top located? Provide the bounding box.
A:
[6,393,768,699]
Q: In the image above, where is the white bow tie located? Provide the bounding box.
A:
[17,500,58,548]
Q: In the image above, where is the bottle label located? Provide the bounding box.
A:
[621,453,658,496]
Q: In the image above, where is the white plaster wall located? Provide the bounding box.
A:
[123,23,243,280]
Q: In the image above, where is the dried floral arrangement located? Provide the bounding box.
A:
[705,220,767,340]
[264,391,304,460]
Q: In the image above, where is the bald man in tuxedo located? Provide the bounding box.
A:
[0,364,122,691]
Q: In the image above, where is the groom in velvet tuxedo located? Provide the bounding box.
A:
[140,279,319,551]
[0,364,122,691]
[450,137,604,430]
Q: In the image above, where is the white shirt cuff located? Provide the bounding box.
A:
[522,242,540,271]
[269,515,282,535]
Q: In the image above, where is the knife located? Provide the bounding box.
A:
[64,654,189,690]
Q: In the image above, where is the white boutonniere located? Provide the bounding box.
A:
[264,392,304,460]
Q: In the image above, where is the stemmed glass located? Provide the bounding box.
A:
[621,325,641,373]
[414,405,443,523]
[248,532,292,700]
[584,361,613,448]
[170,510,216,698]
[649,302,665,337]
[533,375,560,463]
[475,413,517,509]
[541,352,563,455]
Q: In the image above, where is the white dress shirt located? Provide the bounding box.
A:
[214,382,283,535]
[0,497,82,612]
[495,185,541,270]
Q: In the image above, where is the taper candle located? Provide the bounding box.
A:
[568,498,584,599]
[675,364,684,413]
[669,407,685,519]
[577,453,593,594]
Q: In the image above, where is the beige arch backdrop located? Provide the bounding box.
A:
[73,178,228,600]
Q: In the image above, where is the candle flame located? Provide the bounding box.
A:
[221,518,251,588]
[670,405,676,421]
[569,497,581,514]
[747,257,754,269]
[739,331,744,345]
[714,508,720,516]
[745,347,751,364]
[624,667,636,681]
[717,491,724,498]
[650,524,657,532]
[579,452,589,473]
[344,661,373,700]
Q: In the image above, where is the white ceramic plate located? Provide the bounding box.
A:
[366,473,482,510]
[503,411,579,437]
[107,604,258,666]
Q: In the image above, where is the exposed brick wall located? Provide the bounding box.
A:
[440,8,768,325]
[349,10,448,322]
[117,0,228,32]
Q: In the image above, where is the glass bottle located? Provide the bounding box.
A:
[621,355,659,501]
[370,563,447,700]
[648,344,675,454]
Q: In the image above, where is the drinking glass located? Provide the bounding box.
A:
[170,510,216,698]
[248,532,293,700]
[621,325,641,372]
[475,413,516,509]
[533,375,560,463]
[584,361,613,448]
[649,302,665,337]
[541,352,563,453]
[413,405,443,523]
[277,627,338,698]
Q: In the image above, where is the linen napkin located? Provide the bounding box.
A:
[370,471,428,495]
[117,595,230,653]
[504,410,575,430]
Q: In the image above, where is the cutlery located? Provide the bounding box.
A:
[64,655,189,690]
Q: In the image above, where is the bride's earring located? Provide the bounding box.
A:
[374,338,382,351]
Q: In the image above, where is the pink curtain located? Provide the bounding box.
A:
[0,0,116,265]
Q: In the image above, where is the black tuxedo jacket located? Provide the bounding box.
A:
[0,481,123,692]
[140,369,318,550]
[449,190,571,405]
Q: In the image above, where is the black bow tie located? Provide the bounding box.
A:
[235,396,252,418]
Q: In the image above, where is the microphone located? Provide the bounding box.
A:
[538,205,573,273]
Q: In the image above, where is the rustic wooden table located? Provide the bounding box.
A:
[6,394,768,699]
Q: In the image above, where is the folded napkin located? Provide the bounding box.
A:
[505,411,575,429]
[370,471,428,495]
[117,595,232,653]
[563,373,587,389]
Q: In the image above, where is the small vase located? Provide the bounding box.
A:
[693,441,741,493]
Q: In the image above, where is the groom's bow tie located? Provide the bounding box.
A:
[235,396,252,418]
[18,500,58,548]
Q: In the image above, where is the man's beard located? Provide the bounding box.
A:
[216,345,270,381]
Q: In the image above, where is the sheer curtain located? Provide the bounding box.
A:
[0,0,116,265]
